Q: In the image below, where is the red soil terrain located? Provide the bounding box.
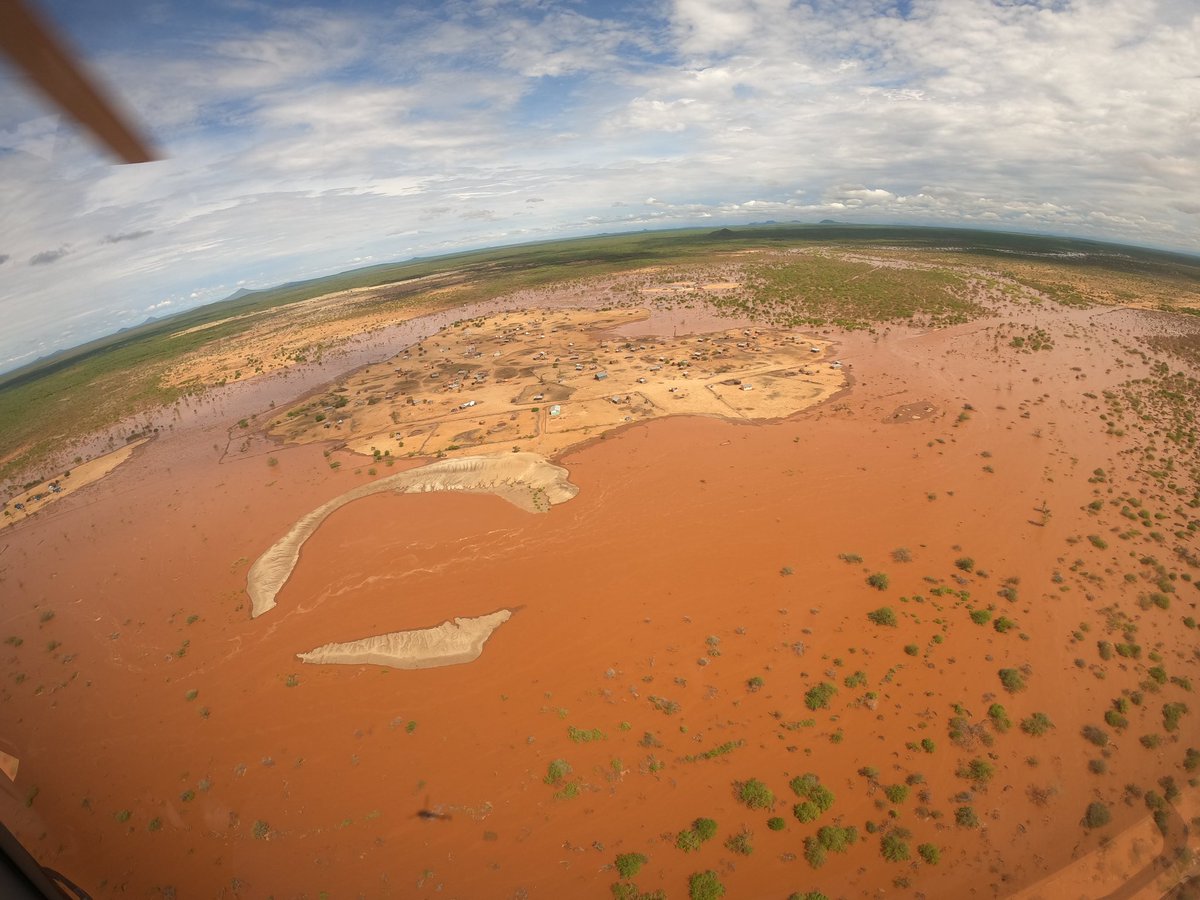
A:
[1,296,1199,899]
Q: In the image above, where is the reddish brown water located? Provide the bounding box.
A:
[1,300,1197,898]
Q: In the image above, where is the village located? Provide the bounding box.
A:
[268,307,847,460]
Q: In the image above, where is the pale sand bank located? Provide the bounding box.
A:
[297,609,512,669]
[247,452,577,618]
[2,439,147,528]
[0,749,18,782]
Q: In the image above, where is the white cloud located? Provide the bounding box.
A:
[0,0,1196,372]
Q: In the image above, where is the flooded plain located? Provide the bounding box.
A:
[1,283,1199,898]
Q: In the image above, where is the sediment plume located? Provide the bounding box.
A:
[296,609,512,669]
[247,452,576,617]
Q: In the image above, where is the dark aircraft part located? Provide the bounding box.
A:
[0,820,91,898]
[0,0,156,163]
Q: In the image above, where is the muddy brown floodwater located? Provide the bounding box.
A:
[1,294,1199,899]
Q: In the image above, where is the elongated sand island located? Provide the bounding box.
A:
[247,451,577,618]
[297,609,513,670]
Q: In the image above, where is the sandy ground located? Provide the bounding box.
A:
[268,306,844,462]
[0,272,1198,898]
[1,439,146,529]
[297,610,513,670]
[160,274,474,388]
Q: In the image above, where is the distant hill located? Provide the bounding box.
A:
[4,222,1198,395]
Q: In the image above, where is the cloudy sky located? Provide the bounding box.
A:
[0,0,1197,372]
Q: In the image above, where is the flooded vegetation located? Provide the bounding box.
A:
[1,227,1199,897]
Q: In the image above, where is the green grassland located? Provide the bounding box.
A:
[730,256,981,329]
[2,223,1198,483]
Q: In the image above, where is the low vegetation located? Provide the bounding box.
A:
[867,607,898,627]
[735,778,775,810]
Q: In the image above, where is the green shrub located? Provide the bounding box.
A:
[567,725,606,743]
[999,668,1026,692]
[957,758,994,784]
[988,704,1012,732]
[810,785,835,810]
[793,801,820,823]
[918,842,940,864]
[920,738,936,753]
[736,778,775,810]
[804,682,838,710]
[955,806,979,828]
[1088,758,1108,775]
[955,557,975,572]
[1104,709,1128,730]
[867,607,898,627]
[993,616,1016,633]
[790,772,820,795]
[1083,802,1111,829]
[545,759,572,785]
[803,837,827,869]
[1115,643,1141,659]
[884,784,908,804]
[615,853,648,878]
[1141,733,1162,749]
[1081,725,1110,747]
[867,573,890,591]
[903,644,919,657]
[676,829,702,852]
[880,831,910,862]
[688,871,725,900]
[790,774,834,823]
[694,817,718,841]
[724,829,753,855]
[1098,641,1113,660]
[1164,702,1189,732]
[1184,748,1200,772]
[1021,712,1054,736]
[816,825,858,853]
[612,884,664,900]
[970,608,992,625]
[767,816,786,831]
